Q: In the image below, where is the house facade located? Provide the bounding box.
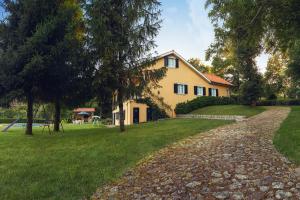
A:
[112,50,232,125]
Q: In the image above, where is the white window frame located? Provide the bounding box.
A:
[167,57,176,68]
[177,84,185,94]
[196,86,204,96]
[211,88,217,97]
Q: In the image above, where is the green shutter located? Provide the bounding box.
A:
[174,83,178,94]
[164,56,168,67]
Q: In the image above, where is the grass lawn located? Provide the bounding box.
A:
[274,106,300,165]
[0,119,231,200]
[190,105,266,117]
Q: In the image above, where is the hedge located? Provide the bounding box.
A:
[0,118,46,124]
[256,99,300,106]
[175,96,238,114]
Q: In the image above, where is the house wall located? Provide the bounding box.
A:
[112,52,231,125]
[112,100,148,125]
[149,56,230,117]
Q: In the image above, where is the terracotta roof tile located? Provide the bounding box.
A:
[204,73,233,86]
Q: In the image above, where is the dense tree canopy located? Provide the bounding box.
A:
[0,0,90,134]
[188,58,211,74]
[35,0,90,132]
[264,53,288,99]
[206,0,300,102]
[206,0,265,104]
[0,0,62,134]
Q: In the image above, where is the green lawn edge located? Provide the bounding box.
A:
[273,106,300,165]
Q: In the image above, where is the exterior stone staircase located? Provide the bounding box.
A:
[145,90,174,117]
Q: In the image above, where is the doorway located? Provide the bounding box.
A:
[147,107,152,121]
[133,108,139,124]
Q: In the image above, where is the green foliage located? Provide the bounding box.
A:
[209,44,241,94]
[0,118,46,124]
[257,99,300,106]
[175,96,237,114]
[101,118,112,125]
[287,40,300,81]
[0,0,91,134]
[287,82,300,99]
[0,120,231,199]
[274,106,300,165]
[264,53,288,99]
[206,0,265,104]
[206,1,300,102]
[240,72,263,105]
[136,98,169,120]
[188,58,211,73]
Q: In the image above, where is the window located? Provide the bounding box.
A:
[174,84,188,94]
[178,84,185,94]
[211,88,217,97]
[168,57,176,68]
[194,86,205,96]
[164,56,179,68]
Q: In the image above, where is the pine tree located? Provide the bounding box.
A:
[87,0,165,132]
[34,0,90,132]
[0,0,90,133]
[0,0,60,135]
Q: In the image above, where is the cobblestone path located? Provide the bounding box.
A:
[93,107,300,200]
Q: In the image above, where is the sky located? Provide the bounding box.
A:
[0,0,269,72]
[156,0,269,73]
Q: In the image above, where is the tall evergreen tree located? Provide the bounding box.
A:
[0,0,60,135]
[87,0,165,132]
[0,0,90,134]
[34,0,90,132]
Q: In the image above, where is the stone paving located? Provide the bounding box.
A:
[92,107,300,200]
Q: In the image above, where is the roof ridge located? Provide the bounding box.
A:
[156,50,212,84]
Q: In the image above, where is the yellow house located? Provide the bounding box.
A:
[112,50,232,125]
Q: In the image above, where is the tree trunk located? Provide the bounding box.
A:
[118,90,125,132]
[26,94,33,135]
[54,98,61,132]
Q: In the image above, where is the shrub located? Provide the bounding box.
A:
[267,93,277,100]
[0,118,46,124]
[257,99,300,106]
[101,118,112,125]
[175,96,237,114]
